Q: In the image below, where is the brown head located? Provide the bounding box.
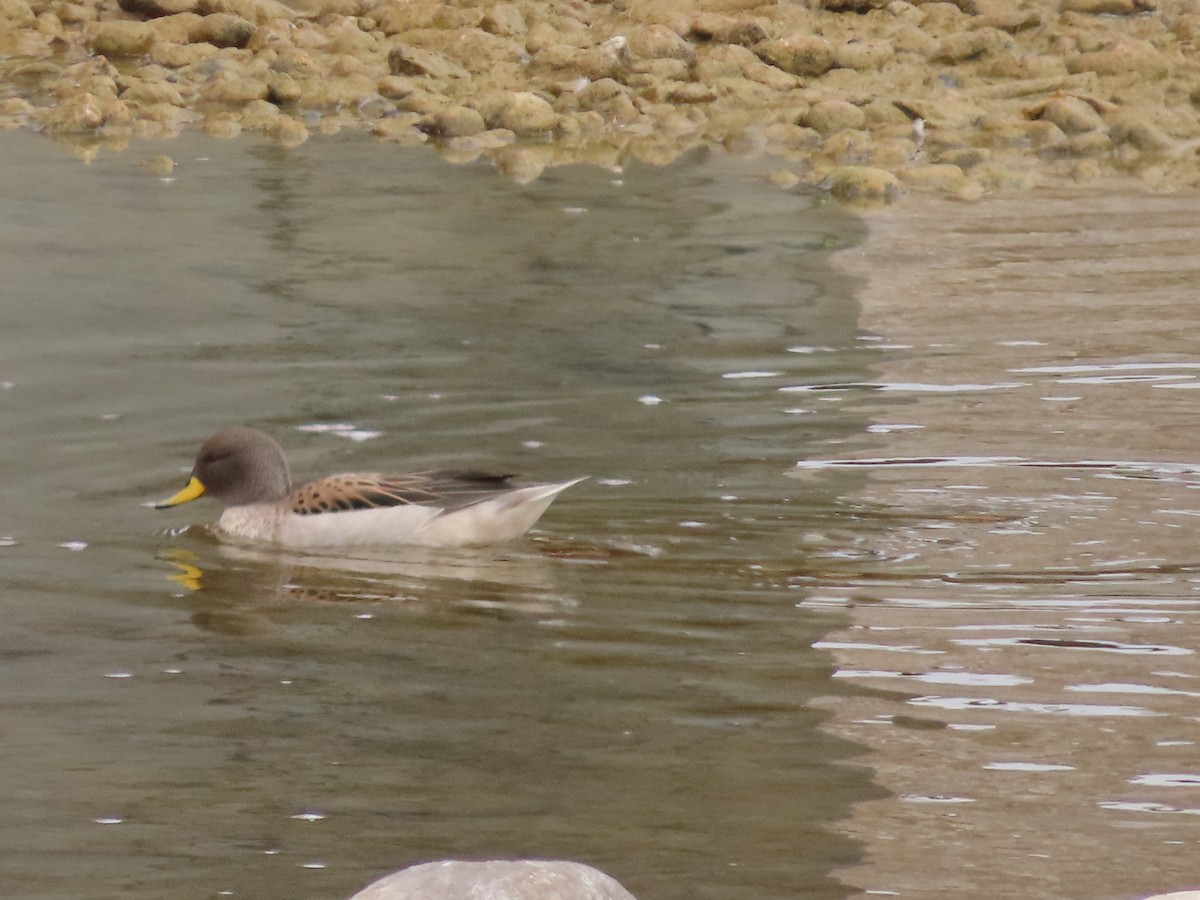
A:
[157,426,293,509]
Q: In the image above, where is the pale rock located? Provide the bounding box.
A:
[87,21,156,56]
[348,860,638,900]
[489,91,556,133]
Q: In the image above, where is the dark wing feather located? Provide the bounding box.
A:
[290,471,516,516]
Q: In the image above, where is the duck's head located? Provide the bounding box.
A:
[157,426,293,509]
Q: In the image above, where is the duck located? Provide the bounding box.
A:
[156,426,584,549]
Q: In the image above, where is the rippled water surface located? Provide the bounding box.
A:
[4,130,1200,900]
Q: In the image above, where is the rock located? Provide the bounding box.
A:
[55,3,96,24]
[370,115,425,142]
[376,75,419,99]
[1064,130,1112,157]
[627,24,694,61]
[41,92,105,131]
[821,0,889,10]
[800,99,866,133]
[763,122,821,151]
[431,104,486,136]
[372,2,436,34]
[236,97,277,127]
[347,860,639,900]
[188,13,254,48]
[826,165,903,205]
[86,21,156,56]
[688,13,766,46]
[396,90,445,114]
[296,73,375,107]
[823,128,872,163]
[868,136,911,168]
[481,2,525,36]
[573,77,630,110]
[580,88,640,124]
[629,57,691,83]
[1027,95,1103,134]
[1108,116,1173,152]
[862,99,911,126]
[326,22,377,56]
[118,0,198,17]
[200,74,269,102]
[494,146,549,183]
[1023,118,1067,150]
[835,39,893,70]
[694,43,794,89]
[897,162,966,191]
[1067,40,1168,77]
[146,12,202,43]
[196,0,296,24]
[1060,0,1155,14]
[931,28,1007,63]
[121,79,186,106]
[202,112,240,137]
[889,24,938,56]
[574,38,633,81]
[722,124,767,155]
[150,40,219,66]
[754,34,835,77]
[666,81,716,103]
[266,114,308,145]
[935,146,989,170]
[137,153,176,174]
[355,92,394,117]
[972,0,1040,31]
[488,91,556,133]
[265,73,302,104]
[0,97,35,115]
[0,0,34,23]
[387,44,470,79]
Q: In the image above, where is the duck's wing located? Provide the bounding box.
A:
[289,471,517,516]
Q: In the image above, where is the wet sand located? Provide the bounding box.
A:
[1,0,1198,199]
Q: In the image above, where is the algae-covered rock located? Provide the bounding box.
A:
[187,13,253,48]
[489,91,556,134]
[754,34,835,77]
[118,0,198,17]
[387,44,470,79]
[431,104,485,136]
[1028,96,1104,135]
[801,99,866,133]
[87,21,156,56]
[826,165,903,205]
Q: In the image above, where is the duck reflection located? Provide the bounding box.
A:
[156,533,599,636]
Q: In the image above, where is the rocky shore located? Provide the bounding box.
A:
[1,0,1198,202]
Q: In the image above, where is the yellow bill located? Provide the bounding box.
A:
[155,475,207,509]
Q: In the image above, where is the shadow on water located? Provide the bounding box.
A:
[0,129,886,899]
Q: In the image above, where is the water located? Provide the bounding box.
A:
[1,131,871,900]
[812,192,1200,900]
[4,130,1200,900]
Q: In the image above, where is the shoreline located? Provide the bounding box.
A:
[2,0,1198,203]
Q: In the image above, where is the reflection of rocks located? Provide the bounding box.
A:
[3,0,1200,196]
[348,860,638,900]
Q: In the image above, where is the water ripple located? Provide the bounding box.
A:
[908,696,1159,717]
